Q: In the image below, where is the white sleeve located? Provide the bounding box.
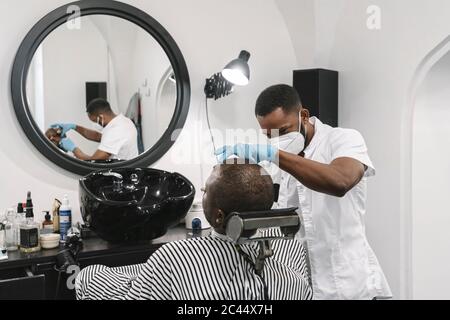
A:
[98,128,126,156]
[329,128,375,177]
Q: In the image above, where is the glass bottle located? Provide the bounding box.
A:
[19,207,41,253]
[4,208,18,251]
[17,203,25,223]
[41,211,53,235]
[0,222,7,261]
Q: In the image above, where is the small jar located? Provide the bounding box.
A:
[40,233,60,249]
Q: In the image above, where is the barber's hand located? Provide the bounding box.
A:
[59,138,76,152]
[50,123,76,137]
[215,144,278,164]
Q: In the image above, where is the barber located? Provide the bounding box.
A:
[215,84,392,300]
[51,98,138,161]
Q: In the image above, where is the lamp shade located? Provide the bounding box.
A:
[222,50,251,86]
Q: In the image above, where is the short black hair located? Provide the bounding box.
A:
[210,161,274,215]
[86,98,112,115]
[255,84,302,117]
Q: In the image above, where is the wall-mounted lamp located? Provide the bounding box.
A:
[203,50,252,157]
[204,50,251,100]
[201,50,252,188]
[222,50,251,86]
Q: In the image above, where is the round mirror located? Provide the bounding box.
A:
[12,0,190,175]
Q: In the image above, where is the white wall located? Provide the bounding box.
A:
[90,15,137,114]
[130,29,172,149]
[0,0,297,228]
[156,74,177,138]
[413,51,450,300]
[277,0,450,299]
[91,14,173,150]
[38,17,109,155]
[274,0,316,69]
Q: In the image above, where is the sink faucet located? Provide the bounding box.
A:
[102,172,123,180]
[102,172,123,192]
[130,174,139,185]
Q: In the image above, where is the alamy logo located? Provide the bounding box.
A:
[367,5,381,30]
[66,5,81,30]
[66,265,81,290]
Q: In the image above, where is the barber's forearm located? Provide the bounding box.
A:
[72,148,110,161]
[72,148,92,161]
[75,126,102,142]
[278,150,353,197]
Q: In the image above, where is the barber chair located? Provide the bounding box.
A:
[225,207,303,276]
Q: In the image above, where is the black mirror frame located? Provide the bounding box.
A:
[11,0,190,176]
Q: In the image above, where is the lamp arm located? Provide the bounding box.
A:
[204,73,234,100]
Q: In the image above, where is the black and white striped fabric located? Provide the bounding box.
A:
[76,230,312,300]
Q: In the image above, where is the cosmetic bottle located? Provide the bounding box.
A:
[16,203,25,246]
[19,207,41,253]
[0,223,7,261]
[52,199,61,233]
[41,211,53,235]
[59,195,72,243]
[25,191,33,212]
[4,208,19,251]
[17,203,25,221]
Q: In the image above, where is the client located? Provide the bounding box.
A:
[75,161,312,300]
[45,128,62,147]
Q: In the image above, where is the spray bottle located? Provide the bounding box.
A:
[59,195,72,243]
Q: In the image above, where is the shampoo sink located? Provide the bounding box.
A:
[79,168,195,243]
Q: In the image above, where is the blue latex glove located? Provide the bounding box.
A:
[215,144,278,164]
[50,123,76,137]
[59,138,76,152]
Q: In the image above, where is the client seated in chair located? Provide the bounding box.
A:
[45,128,62,148]
[75,162,312,300]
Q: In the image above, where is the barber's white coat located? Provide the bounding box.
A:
[98,114,138,160]
[271,117,391,300]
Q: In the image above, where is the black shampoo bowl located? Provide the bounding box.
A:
[79,168,195,243]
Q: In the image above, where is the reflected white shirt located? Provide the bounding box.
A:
[98,114,138,160]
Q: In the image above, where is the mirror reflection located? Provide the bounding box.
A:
[26,15,177,162]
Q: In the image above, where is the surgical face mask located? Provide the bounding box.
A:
[91,116,104,132]
[269,113,307,155]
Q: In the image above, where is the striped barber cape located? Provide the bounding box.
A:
[75,230,313,300]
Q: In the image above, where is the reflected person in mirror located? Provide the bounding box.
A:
[51,98,139,161]
[45,127,62,147]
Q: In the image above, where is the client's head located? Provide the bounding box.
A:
[45,128,61,146]
[202,159,274,234]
